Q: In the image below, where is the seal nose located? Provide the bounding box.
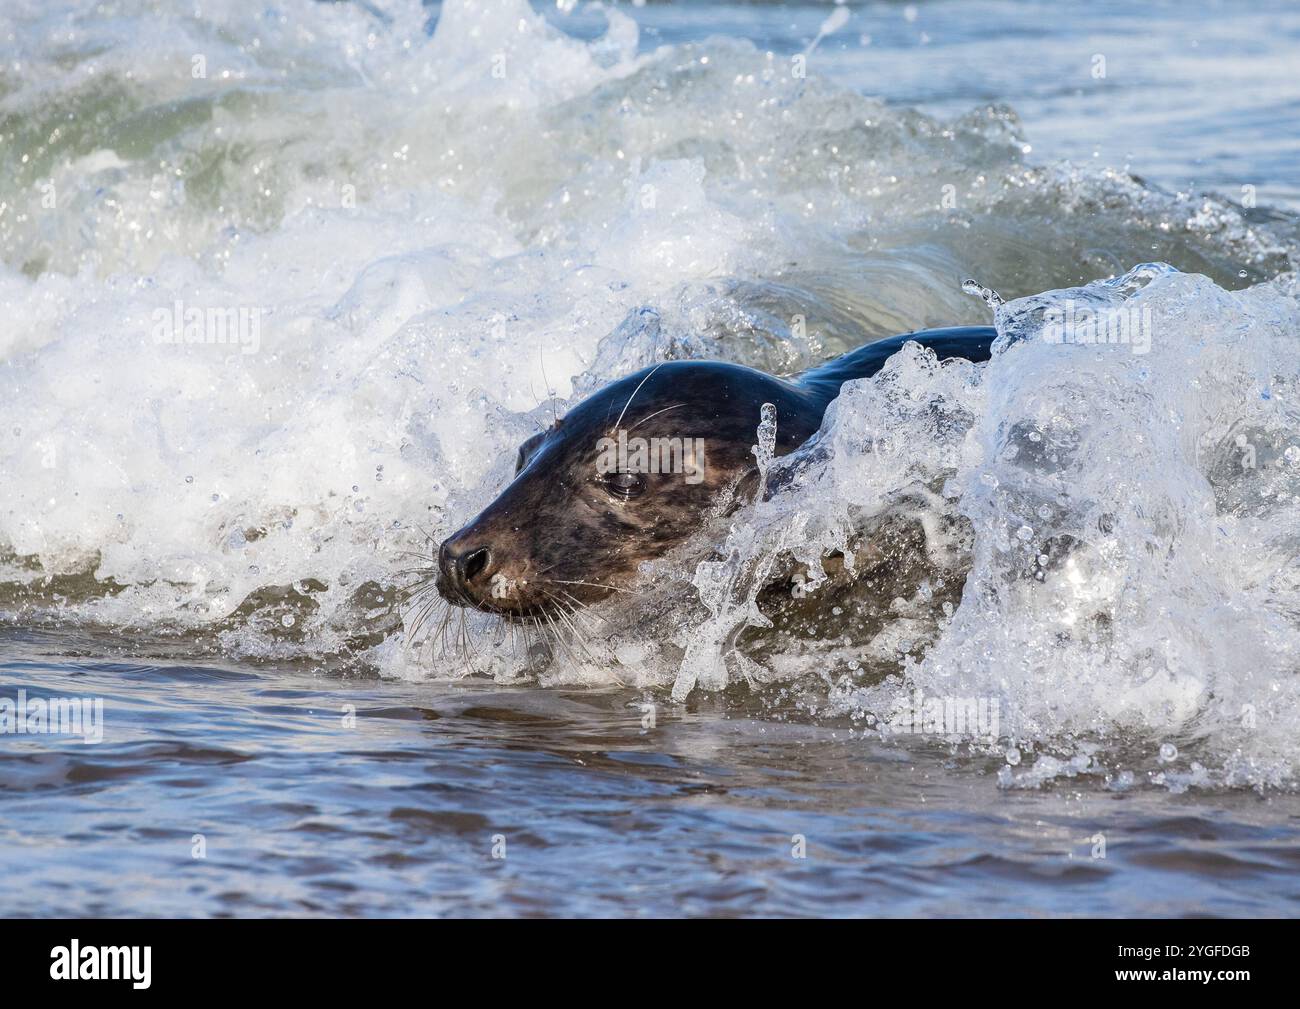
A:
[438,538,494,593]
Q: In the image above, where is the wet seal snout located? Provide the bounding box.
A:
[437,535,495,597]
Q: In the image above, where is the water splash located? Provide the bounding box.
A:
[752,401,779,494]
[805,4,852,56]
[961,277,1005,309]
[0,0,1298,792]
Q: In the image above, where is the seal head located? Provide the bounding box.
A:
[434,326,997,618]
[435,360,819,616]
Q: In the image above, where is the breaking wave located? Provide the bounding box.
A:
[2,0,1298,790]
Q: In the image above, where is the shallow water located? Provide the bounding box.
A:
[3,0,1300,916]
[5,632,1300,917]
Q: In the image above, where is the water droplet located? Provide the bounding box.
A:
[751,402,779,484]
[1017,525,1034,541]
[185,475,194,484]
[961,277,1004,308]
[281,613,295,628]
[1006,747,1021,766]
[1158,742,1177,763]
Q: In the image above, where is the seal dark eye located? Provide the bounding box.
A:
[602,470,647,499]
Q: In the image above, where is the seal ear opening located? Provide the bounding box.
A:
[514,416,566,475]
[514,430,549,475]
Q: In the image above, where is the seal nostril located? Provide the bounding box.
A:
[461,547,491,584]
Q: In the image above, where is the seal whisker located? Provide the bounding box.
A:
[393,570,437,583]
[403,585,438,631]
[549,588,609,631]
[542,605,590,668]
[545,589,607,641]
[427,606,453,661]
[612,362,665,432]
[540,613,563,657]
[538,346,560,429]
[626,402,687,433]
[531,560,563,579]
[437,601,454,658]
[546,596,578,636]
[539,608,569,663]
[456,608,477,677]
[405,593,451,663]
[399,579,441,605]
[557,588,607,621]
[541,591,597,662]
[530,615,552,664]
[549,578,636,596]
[392,567,435,584]
[406,597,436,644]
[427,601,450,646]
[468,598,513,660]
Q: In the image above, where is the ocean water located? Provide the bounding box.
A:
[2,0,1300,917]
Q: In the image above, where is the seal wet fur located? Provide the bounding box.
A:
[428,326,996,630]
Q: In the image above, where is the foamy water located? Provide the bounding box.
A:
[2,0,1300,916]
